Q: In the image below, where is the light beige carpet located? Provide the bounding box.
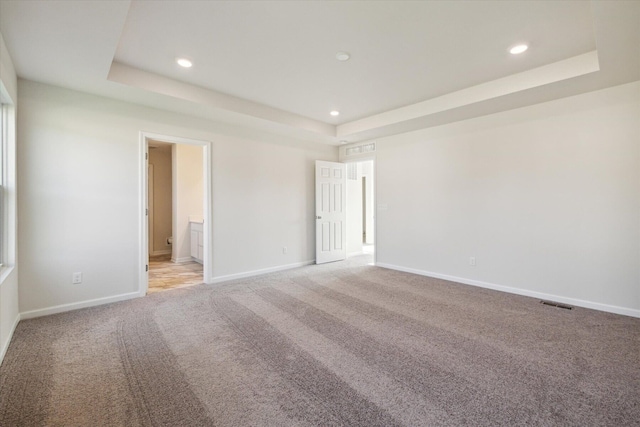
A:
[1,255,639,426]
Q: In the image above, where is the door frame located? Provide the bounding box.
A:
[138,132,213,296]
[148,163,154,255]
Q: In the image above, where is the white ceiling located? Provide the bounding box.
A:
[1,1,638,145]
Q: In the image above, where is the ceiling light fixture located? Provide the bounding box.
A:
[509,44,528,55]
[330,110,340,116]
[176,58,193,68]
[335,52,350,61]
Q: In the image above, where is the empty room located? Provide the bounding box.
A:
[0,1,638,425]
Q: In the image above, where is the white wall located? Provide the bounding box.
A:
[375,81,640,317]
[15,78,638,320]
[0,32,19,364]
[211,132,333,279]
[17,80,337,316]
[172,143,203,262]
[0,33,16,102]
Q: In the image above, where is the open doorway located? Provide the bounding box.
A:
[139,133,212,296]
[346,160,375,260]
[147,141,205,293]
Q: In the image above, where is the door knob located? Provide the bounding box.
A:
[316,216,322,219]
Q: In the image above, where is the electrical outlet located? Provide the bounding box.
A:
[282,246,288,255]
[72,272,82,284]
[469,257,476,266]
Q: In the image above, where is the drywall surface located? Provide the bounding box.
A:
[17,80,337,315]
[172,143,203,262]
[148,145,172,254]
[375,81,640,315]
[0,33,16,102]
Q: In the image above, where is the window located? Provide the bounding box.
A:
[0,82,16,282]
[0,103,4,266]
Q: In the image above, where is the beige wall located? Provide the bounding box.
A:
[172,144,203,262]
[374,81,640,316]
[16,76,638,321]
[17,80,337,316]
[149,144,172,254]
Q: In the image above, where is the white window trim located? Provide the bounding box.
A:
[0,82,16,285]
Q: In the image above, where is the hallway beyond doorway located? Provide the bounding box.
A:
[346,160,375,259]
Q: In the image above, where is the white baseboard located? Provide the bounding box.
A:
[0,313,20,366]
[151,250,171,256]
[376,263,640,319]
[210,260,315,284]
[20,292,141,320]
[171,256,193,264]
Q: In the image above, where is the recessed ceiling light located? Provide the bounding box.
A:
[509,44,528,55]
[330,110,340,116]
[176,58,193,68]
[335,52,350,61]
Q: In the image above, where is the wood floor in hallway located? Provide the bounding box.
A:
[148,254,203,293]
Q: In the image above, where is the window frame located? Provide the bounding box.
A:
[0,81,16,284]
[0,102,5,267]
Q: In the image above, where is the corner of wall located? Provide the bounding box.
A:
[0,32,18,103]
[0,301,20,365]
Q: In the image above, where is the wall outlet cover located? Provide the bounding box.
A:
[72,272,82,284]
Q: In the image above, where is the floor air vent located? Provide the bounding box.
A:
[540,300,573,310]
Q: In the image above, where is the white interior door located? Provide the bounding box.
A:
[316,160,346,264]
